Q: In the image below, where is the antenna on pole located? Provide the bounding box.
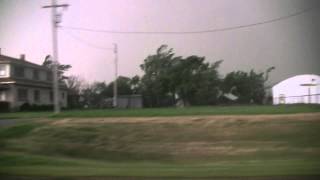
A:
[300,79,318,104]
[42,0,69,114]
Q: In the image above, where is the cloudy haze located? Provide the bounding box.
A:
[0,0,319,85]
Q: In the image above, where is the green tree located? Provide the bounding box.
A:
[140,45,176,107]
[106,76,134,97]
[140,45,222,107]
[191,60,223,105]
[130,75,141,94]
[222,67,274,104]
[171,56,222,106]
[79,76,139,108]
[66,76,83,95]
[80,82,108,108]
[65,75,84,108]
[43,55,72,81]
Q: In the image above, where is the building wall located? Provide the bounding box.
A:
[24,67,33,79]
[117,95,143,108]
[4,84,17,110]
[272,74,320,104]
[10,64,50,81]
[10,85,67,109]
[39,71,47,81]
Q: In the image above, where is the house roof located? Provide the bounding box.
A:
[0,54,67,90]
[272,74,320,88]
[0,54,50,71]
[0,77,67,90]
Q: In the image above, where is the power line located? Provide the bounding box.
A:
[59,6,315,35]
[61,30,113,50]
[61,30,119,107]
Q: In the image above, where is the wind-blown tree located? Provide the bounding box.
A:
[130,75,141,94]
[170,56,222,106]
[81,81,119,108]
[222,67,275,104]
[66,76,83,95]
[106,76,133,96]
[79,76,137,108]
[190,59,223,105]
[140,45,223,107]
[65,75,84,108]
[43,55,72,81]
[140,45,176,107]
[80,84,96,108]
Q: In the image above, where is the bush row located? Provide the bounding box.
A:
[19,103,53,112]
[0,102,10,112]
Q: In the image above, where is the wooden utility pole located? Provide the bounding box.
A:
[113,43,118,108]
[43,0,69,113]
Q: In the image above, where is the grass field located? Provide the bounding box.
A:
[0,108,320,179]
[0,104,320,119]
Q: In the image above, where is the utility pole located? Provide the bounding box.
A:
[43,0,69,114]
[113,43,118,108]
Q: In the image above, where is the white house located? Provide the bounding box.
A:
[272,74,320,105]
[0,52,68,111]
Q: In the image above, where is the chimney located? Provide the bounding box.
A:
[0,48,1,55]
[20,54,25,60]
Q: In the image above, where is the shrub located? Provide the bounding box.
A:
[20,103,53,112]
[0,101,10,112]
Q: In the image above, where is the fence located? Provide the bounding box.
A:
[273,94,320,104]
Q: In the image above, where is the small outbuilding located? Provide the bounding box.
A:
[272,74,320,105]
[104,95,143,108]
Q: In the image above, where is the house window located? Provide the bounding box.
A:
[18,89,28,101]
[62,92,65,99]
[33,70,39,80]
[49,91,53,102]
[34,90,40,102]
[14,66,25,78]
[47,72,53,81]
[0,90,6,101]
[0,65,6,76]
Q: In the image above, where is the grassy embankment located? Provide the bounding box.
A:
[0,106,320,179]
[0,104,320,119]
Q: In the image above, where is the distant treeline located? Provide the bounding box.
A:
[66,45,275,108]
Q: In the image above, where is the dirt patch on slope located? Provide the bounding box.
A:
[46,113,320,158]
[51,113,320,126]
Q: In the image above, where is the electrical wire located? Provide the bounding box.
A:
[61,30,114,50]
[59,6,315,35]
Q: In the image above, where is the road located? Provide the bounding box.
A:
[0,119,18,127]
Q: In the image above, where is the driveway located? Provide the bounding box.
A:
[0,119,18,127]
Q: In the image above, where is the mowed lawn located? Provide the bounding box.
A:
[0,108,320,179]
[0,104,320,119]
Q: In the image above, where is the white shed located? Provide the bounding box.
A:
[272,74,320,105]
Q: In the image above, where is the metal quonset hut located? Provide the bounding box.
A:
[272,74,320,105]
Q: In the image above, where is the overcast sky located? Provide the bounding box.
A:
[0,0,319,85]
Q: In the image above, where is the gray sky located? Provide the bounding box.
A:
[0,0,319,85]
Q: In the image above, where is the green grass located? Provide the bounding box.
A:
[0,112,320,179]
[1,152,320,178]
[0,104,319,119]
[0,124,40,138]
